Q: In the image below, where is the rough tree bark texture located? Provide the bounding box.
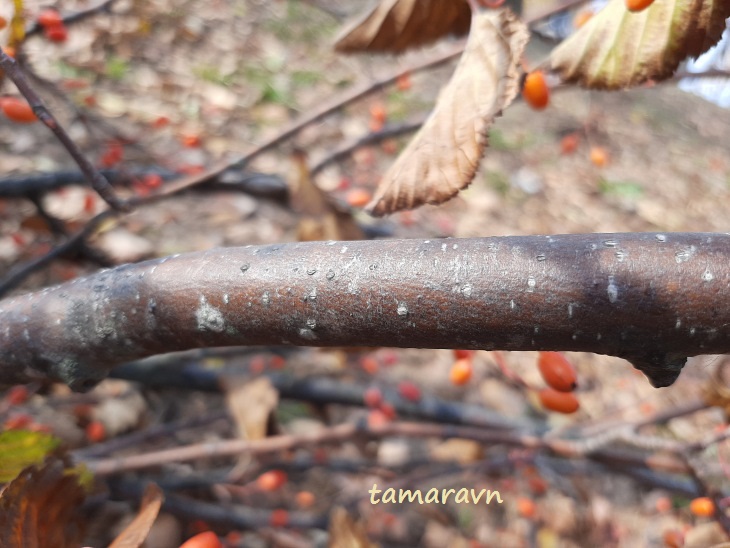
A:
[0,233,727,390]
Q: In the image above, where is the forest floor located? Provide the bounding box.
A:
[1,0,730,546]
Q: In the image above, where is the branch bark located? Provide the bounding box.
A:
[1,233,727,390]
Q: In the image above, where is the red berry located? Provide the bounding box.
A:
[453,349,474,360]
[37,9,63,28]
[397,381,421,402]
[141,174,163,189]
[1,97,37,123]
[396,72,412,91]
[44,23,68,43]
[5,385,29,406]
[538,388,579,414]
[269,509,289,528]
[537,352,577,392]
[560,133,580,155]
[363,387,383,409]
[4,414,33,430]
[379,402,397,420]
[99,141,124,167]
[86,420,106,442]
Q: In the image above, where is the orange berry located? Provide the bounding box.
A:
[396,72,412,91]
[560,133,580,155]
[689,497,714,517]
[589,146,609,167]
[296,490,316,509]
[179,531,222,548]
[0,16,7,30]
[152,115,170,128]
[180,132,201,148]
[1,97,37,123]
[572,10,593,28]
[449,358,473,386]
[3,46,16,59]
[537,352,577,392]
[625,0,654,11]
[661,529,684,548]
[369,102,387,124]
[517,497,537,519]
[538,388,580,414]
[257,470,287,491]
[37,9,63,28]
[86,420,106,442]
[522,71,549,110]
[360,356,379,375]
[346,188,372,208]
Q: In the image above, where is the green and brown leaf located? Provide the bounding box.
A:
[550,0,730,89]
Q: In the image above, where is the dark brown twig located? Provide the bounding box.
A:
[0,47,126,211]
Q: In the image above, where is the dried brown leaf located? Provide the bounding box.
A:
[550,0,730,89]
[289,151,365,241]
[328,506,378,548]
[108,484,164,548]
[0,457,86,548]
[366,9,529,216]
[334,0,471,54]
[223,376,279,440]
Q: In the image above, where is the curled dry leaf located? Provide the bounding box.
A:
[0,457,86,548]
[550,0,730,89]
[366,9,529,216]
[334,0,471,54]
[108,483,164,548]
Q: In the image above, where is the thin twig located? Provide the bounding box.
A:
[310,120,425,176]
[0,47,126,210]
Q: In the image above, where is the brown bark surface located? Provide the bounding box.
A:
[1,232,727,390]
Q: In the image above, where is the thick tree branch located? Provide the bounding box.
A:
[0,233,727,390]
